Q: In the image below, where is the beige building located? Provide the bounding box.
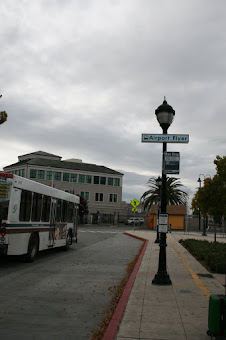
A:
[3,151,125,223]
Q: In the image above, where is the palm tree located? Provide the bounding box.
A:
[140,176,188,211]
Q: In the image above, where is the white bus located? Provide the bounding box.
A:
[0,172,80,262]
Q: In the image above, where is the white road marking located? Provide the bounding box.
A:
[79,230,123,234]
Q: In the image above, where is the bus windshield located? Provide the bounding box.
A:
[0,200,9,222]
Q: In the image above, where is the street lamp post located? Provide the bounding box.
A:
[152,98,175,286]
[155,176,162,243]
[197,174,211,236]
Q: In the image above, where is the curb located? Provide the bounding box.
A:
[102,233,148,340]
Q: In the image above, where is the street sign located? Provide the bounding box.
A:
[164,152,180,174]
[132,207,138,212]
[141,134,189,143]
[0,184,9,199]
[130,199,140,208]
[159,214,168,233]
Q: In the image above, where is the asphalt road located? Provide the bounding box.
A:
[0,225,143,339]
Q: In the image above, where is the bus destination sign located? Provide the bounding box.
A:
[0,184,9,198]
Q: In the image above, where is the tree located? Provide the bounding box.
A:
[0,95,7,125]
[191,155,226,220]
[0,111,7,125]
[140,176,188,211]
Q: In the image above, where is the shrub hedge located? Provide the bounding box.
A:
[179,239,226,274]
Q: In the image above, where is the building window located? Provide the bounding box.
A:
[109,194,118,203]
[81,191,89,201]
[38,170,45,179]
[86,175,92,184]
[100,177,106,185]
[15,169,25,177]
[46,171,53,180]
[94,176,99,184]
[114,178,120,186]
[30,169,37,179]
[54,172,61,181]
[95,193,103,202]
[79,174,85,183]
[70,173,77,182]
[63,173,70,182]
[108,177,113,186]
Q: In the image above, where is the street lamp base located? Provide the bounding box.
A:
[154,239,160,243]
[152,273,172,285]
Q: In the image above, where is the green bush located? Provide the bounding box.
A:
[179,239,226,274]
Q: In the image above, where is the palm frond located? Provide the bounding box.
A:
[140,176,188,211]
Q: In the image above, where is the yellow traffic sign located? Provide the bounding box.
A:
[130,199,140,208]
[132,207,138,212]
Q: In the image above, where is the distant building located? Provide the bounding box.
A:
[3,151,125,223]
[150,204,187,230]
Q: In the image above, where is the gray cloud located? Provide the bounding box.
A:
[1,0,225,208]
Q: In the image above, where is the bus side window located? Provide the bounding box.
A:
[41,195,51,222]
[56,199,62,222]
[68,202,74,223]
[31,193,42,222]
[62,200,68,222]
[19,190,32,222]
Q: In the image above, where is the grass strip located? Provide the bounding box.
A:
[179,239,226,274]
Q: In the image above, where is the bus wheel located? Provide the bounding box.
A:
[26,234,39,262]
[63,233,71,251]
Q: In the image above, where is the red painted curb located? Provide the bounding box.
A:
[102,233,148,340]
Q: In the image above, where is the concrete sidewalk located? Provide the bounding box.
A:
[115,231,226,340]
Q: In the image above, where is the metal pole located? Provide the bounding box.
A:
[155,202,160,243]
[152,127,172,285]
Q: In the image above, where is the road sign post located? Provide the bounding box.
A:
[130,199,140,228]
[142,99,189,286]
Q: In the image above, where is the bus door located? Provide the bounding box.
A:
[49,199,57,247]
[73,205,78,243]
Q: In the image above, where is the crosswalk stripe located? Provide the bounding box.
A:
[79,230,123,234]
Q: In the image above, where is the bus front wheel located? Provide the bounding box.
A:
[26,233,39,262]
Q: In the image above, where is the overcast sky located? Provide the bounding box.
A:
[1,0,226,210]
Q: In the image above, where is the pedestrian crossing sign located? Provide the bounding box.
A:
[130,199,140,208]
[132,207,138,212]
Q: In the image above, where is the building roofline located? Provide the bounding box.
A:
[4,158,124,176]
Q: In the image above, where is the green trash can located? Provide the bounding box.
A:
[207,294,226,339]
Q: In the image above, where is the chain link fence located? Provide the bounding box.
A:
[184,215,226,238]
